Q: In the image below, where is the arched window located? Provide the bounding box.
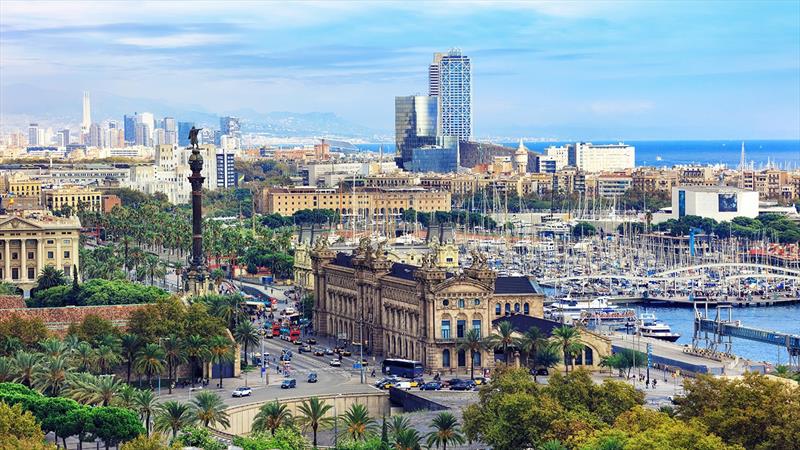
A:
[504,303,511,314]
[472,350,482,366]
[495,303,501,315]
[524,303,530,315]
[457,349,466,367]
[442,349,451,368]
[584,346,593,366]
[514,303,520,313]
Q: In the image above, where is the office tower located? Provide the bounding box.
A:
[28,123,40,146]
[178,121,194,147]
[135,112,155,141]
[395,95,438,168]
[89,123,102,147]
[81,91,91,135]
[163,117,177,145]
[124,114,136,144]
[153,128,167,146]
[431,49,471,141]
[215,147,238,188]
[135,123,151,147]
[58,129,70,147]
[219,116,241,139]
[428,52,443,96]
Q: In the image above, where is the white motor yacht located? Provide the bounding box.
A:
[637,313,681,342]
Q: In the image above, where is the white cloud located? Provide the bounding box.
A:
[116,33,233,48]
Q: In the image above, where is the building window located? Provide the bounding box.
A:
[457,349,466,367]
[456,320,466,338]
[472,350,481,366]
[442,299,449,307]
[584,347,593,366]
[11,253,17,260]
[505,303,511,314]
[442,349,451,368]
[472,320,481,335]
[441,320,451,339]
[495,303,501,315]
[64,251,70,259]
[524,303,530,315]
[27,252,34,259]
[474,298,480,306]
[27,268,34,279]
[11,268,18,280]
[47,251,54,259]
[458,299,465,308]
[47,240,54,244]
[514,303,520,313]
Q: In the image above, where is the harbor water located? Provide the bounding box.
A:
[633,303,800,365]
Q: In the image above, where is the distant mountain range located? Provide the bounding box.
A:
[0,83,382,139]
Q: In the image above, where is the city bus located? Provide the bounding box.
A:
[381,359,424,378]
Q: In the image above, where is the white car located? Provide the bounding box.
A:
[284,307,296,315]
[329,359,342,367]
[232,386,252,397]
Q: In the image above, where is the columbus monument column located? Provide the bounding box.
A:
[185,143,211,296]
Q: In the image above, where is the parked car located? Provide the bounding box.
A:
[377,380,396,390]
[280,378,296,389]
[307,372,318,383]
[473,376,491,385]
[409,377,425,387]
[231,386,252,397]
[446,378,466,387]
[394,381,412,390]
[299,344,312,353]
[420,381,443,391]
[374,376,399,387]
[449,380,476,391]
[285,307,296,315]
[307,338,317,344]
[330,359,342,367]
[341,350,352,357]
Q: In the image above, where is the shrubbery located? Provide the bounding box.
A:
[28,279,169,308]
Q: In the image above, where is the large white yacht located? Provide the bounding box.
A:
[637,313,681,342]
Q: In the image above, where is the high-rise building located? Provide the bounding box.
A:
[28,123,40,146]
[58,129,70,147]
[432,49,471,141]
[135,123,151,147]
[178,122,194,147]
[88,123,102,147]
[81,91,91,135]
[395,95,438,168]
[123,115,136,144]
[163,117,177,145]
[215,147,238,188]
[135,112,155,142]
[220,116,241,139]
[428,52,443,96]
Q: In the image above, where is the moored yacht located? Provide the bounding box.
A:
[637,313,681,342]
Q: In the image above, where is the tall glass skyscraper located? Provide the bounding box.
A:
[123,115,136,144]
[163,117,177,145]
[395,95,438,168]
[432,49,471,141]
[178,121,194,147]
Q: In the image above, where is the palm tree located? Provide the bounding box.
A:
[233,322,260,368]
[13,351,40,387]
[161,336,186,394]
[64,373,124,406]
[296,397,334,447]
[33,354,70,395]
[518,326,547,368]
[184,335,208,388]
[252,400,292,436]
[39,337,68,357]
[533,342,562,381]
[95,345,122,375]
[485,321,518,364]
[70,342,95,373]
[551,325,581,374]
[154,401,197,439]
[191,391,230,429]
[394,428,422,450]
[120,334,141,383]
[425,412,465,450]
[208,335,233,389]
[135,343,165,388]
[340,403,376,441]
[134,388,158,437]
[457,328,485,380]
[114,384,138,409]
[567,342,584,372]
[36,265,68,291]
[0,357,16,382]
[63,334,81,351]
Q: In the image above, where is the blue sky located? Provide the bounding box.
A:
[1,1,799,139]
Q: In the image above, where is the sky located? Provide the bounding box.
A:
[1,0,799,139]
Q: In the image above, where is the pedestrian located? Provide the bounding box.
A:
[652,379,657,389]
[371,368,376,377]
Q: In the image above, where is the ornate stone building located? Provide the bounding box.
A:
[311,239,545,372]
